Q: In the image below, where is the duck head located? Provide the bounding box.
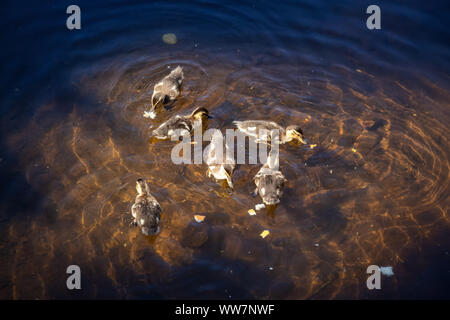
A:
[136,178,150,195]
[149,92,169,115]
[191,107,212,120]
[286,125,306,144]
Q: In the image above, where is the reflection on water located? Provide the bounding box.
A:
[0,0,449,299]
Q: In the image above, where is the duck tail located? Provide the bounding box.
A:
[170,65,184,80]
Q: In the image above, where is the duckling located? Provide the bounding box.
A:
[253,152,287,206]
[233,120,306,145]
[151,107,210,140]
[131,178,162,235]
[204,131,235,188]
[144,66,184,119]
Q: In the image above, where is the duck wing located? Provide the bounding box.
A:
[205,133,235,188]
[233,120,282,139]
[132,197,162,232]
[158,66,183,99]
[167,66,184,83]
[254,167,286,204]
[152,115,192,139]
[157,78,179,100]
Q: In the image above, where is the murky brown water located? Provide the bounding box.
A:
[0,1,449,299]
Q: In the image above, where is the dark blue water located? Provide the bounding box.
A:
[0,0,449,299]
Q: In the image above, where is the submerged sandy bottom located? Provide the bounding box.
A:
[1,49,448,299]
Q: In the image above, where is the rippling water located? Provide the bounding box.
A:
[0,0,449,299]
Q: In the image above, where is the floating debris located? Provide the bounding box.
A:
[380,266,394,276]
[255,203,265,211]
[269,267,274,271]
[194,215,205,223]
[314,243,319,247]
[248,209,257,216]
[351,148,357,153]
[329,169,333,174]
[260,230,270,238]
[162,33,177,44]
[143,110,156,119]
[310,144,317,149]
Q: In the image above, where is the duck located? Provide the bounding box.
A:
[144,66,184,119]
[204,130,235,188]
[151,107,210,140]
[253,151,287,206]
[233,120,306,145]
[131,178,162,235]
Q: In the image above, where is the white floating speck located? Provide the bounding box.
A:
[314,243,319,247]
[255,203,265,211]
[329,170,333,174]
[380,266,394,276]
[143,111,156,119]
[269,267,274,271]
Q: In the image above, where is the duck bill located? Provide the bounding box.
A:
[297,135,307,145]
[224,170,233,189]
